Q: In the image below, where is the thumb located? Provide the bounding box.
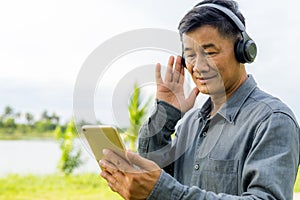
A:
[126,150,159,171]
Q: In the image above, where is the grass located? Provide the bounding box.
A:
[0,172,300,199]
[0,173,123,200]
[295,168,300,192]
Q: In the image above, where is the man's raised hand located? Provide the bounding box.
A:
[155,55,199,113]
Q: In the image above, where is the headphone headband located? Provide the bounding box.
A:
[190,2,257,63]
[194,3,245,32]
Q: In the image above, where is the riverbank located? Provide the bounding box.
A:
[0,132,54,140]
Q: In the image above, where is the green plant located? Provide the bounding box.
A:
[124,83,152,150]
[55,119,83,175]
[0,173,122,200]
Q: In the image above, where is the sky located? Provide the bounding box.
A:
[0,0,300,127]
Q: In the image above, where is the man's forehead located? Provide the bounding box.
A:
[182,36,217,50]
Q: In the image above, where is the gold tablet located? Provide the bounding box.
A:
[82,125,126,161]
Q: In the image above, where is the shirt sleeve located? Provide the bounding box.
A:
[241,112,299,199]
[147,170,241,200]
[146,112,300,199]
[138,100,182,168]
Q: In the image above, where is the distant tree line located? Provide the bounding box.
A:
[0,105,66,135]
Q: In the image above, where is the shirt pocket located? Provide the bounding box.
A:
[201,157,239,195]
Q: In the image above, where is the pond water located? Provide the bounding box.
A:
[0,139,100,177]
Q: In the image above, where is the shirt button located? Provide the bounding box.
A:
[202,132,207,137]
[194,164,200,170]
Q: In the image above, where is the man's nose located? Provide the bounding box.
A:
[193,54,210,72]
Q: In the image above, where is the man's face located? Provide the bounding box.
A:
[183,25,244,97]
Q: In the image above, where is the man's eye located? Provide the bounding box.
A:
[187,54,196,58]
[204,52,216,56]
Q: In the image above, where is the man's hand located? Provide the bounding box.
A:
[156,55,199,113]
[99,149,162,200]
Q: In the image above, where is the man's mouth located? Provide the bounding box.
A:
[195,74,218,84]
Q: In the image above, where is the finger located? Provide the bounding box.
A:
[155,63,163,84]
[99,159,118,174]
[165,56,174,82]
[101,162,125,181]
[173,56,182,83]
[100,170,118,192]
[100,170,113,183]
[179,64,185,85]
[102,149,133,173]
[126,150,159,171]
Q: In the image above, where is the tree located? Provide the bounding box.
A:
[25,112,34,125]
[15,112,21,118]
[3,118,16,133]
[4,106,13,116]
[50,112,60,124]
[2,106,13,120]
[41,110,50,121]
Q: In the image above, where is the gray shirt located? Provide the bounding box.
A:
[138,75,300,199]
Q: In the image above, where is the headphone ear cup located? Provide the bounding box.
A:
[244,39,257,63]
[181,53,187,68]
[234,38,246,63]
[234,37,257,64]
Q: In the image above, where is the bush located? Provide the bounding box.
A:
[55,119,83,175]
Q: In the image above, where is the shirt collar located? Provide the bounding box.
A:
[219,74,257,123]
[199,75,257,123]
